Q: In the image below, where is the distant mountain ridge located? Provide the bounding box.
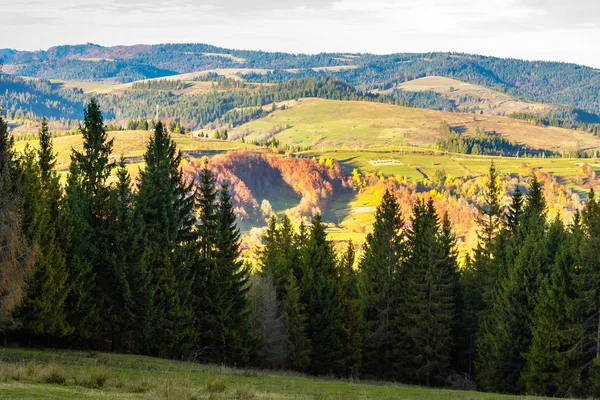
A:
[1,42,600,121]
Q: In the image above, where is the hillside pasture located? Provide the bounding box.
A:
[0,348,555,400]
[235,98,597,153]
[13,130,259,170]
[396,76,554,116]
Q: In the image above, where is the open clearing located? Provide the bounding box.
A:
[0,348,557,399]
[234,98,597,153]
[396,76,554,116]
[14,130,259,171]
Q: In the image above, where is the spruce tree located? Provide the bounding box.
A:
[472,162,504,311]
[215,184,256,365]
[18,119,71,339]
[103,161,151,351]
[282,273,311,371]
[336,241,363,377]
[397,199,455,386]
[64,99,114,341]
[477,176,548,393]
[358,189,404,378]
[250,274,287,369]
[299,214,343,375]
[137,121,196,357]
[576,189,600,391]
[523,221,581,397]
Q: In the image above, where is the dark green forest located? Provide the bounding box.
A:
[3,100,600,396]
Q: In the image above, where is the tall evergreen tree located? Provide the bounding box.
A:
[477,175,548,393]
[299,214,343,375]
[336,240,363,377]
[397,199,455,386]
[358,189,404,378]
[576,189,600,391]
[18,119,71,339]
[282,274,311,371]
[103,161,151,351]
[137,121,196,357]
[523,219,581,397]
[64,99,114,341]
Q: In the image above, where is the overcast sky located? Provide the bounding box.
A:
[1,0,599,67]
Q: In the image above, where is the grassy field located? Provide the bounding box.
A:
[14,130,259,171]
[234,98,595,153]
[394,76,553,116]
[0,348,555,399]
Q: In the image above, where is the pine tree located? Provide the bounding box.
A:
[397,199,455,386]
[336,240,363,377]
[477,176,548,393]
[358,189,404,378]
[523,220,581,397]
[299,214,343,375]
[64,99,114,341]
[472,162,504,311]
[137,121,196,357]
[18,119,71,339]
[103,160,151,351]
[576,189,600,391]
[282,274,311,371]
[215,183,256,364]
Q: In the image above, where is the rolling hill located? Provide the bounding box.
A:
[234,97,599,153]
[2,43,600,118]
[394,76,554,116]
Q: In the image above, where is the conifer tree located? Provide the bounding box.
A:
[18,119,71,338]
[336,241,363,377]
[523,220,580,397]
[212,184,256,364]
[397,199,455,386]
[282,274,311,371]
[358,189,404,378]
[576,189,600,390]
[64,99,114,341]
[472,162,504,310]
[477,176,548,393]
[137,121,196,357]
[103,161,150,351]
[299,214,343,375]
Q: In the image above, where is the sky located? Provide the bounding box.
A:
[1,0,599,67]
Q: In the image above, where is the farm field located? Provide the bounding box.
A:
[13,130,259,171]
[0,348,557,400]
[234,98,596,153]
[395,76,553,116]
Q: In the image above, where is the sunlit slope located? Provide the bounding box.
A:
[235,98,596,153]
[14,130,258,170]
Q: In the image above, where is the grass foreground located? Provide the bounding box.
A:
[0,348,555,399]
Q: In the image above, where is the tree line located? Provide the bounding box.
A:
[4,100,600,396]
[0,99,255,363]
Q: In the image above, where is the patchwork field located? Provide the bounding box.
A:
[0,348,556,400]
[395,76,553,116]
[234,98,596,153]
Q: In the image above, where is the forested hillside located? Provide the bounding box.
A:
[2,43,600,117]
[4,101,600,397]
[0,74,383,130]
